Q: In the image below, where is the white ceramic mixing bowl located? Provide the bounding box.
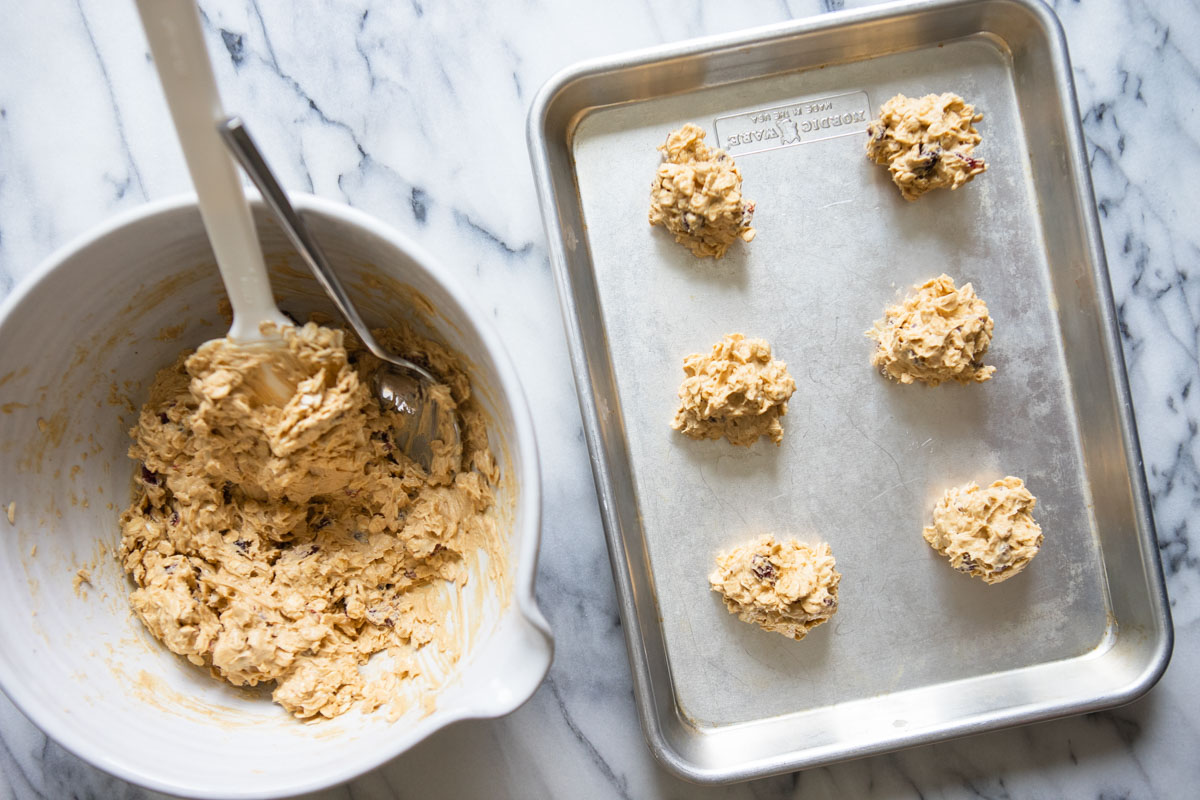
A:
[0,195,552,798]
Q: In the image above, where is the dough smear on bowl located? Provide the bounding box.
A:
[649,123,756,258]
[866,93,986,201]
[119,321,504,719]
[709,535,840,640]
[867,274,995,387]
[671,333,795,446]
[923,476,1043,584]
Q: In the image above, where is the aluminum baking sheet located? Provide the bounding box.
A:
[528,0,1171,783]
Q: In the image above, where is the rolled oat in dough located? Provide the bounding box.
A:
[709,535,840,641]
[649,123,756,258]
[866,93,986,201]
[867,274,995,387]
[119,321,504,719]
[671,333,796,446]
[923,477,1043,584]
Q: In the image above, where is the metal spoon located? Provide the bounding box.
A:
[217,116,461,472]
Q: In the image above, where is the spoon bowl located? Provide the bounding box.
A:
[374,362,457,468]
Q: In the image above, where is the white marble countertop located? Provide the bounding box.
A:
[1,1,1197,797]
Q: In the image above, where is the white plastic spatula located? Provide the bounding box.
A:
[135,0,292,344]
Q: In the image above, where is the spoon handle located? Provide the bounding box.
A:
[135,0,285,341]
[217,117,397,364]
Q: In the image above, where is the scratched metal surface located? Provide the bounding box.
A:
[572,39,1109,721]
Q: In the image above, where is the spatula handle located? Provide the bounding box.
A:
[135,0,285,340]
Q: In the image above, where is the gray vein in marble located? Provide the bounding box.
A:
[545,675,632,800]
[74,0,147,204]
[502,41,526,101]
[293,147,318,194]
[411,187,429,224]
[353,9,380,91]
[454,210,535,256]
[0,727,38,799]
[247,0,282,75]
[219,28,246,69]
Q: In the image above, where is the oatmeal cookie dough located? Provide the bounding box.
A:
[866,93,986,201]
[671,333,796,446]
[710,535,840,640]
[867,274,995,386]
[119,321,503,719]
[649,123,756,258]
[923,477,1043,584]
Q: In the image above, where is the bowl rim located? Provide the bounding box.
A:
[0,192,553,798]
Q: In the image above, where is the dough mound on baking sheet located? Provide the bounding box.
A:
[923,477,1043,584]
[119,321,502,720]
[671,333,796,447]
[709,535,840,641]
[867,274,995,387]
[649,123,756,258]
[866,93,986,201]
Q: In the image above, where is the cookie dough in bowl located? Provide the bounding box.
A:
[867,274,995,387]
[649,123,756,258]
[671,333,796,446]
[0,195,551,799]
[866,93,986,201]
[121,320,503,720]
[923,477,1043,584]
[710,535,840,640]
